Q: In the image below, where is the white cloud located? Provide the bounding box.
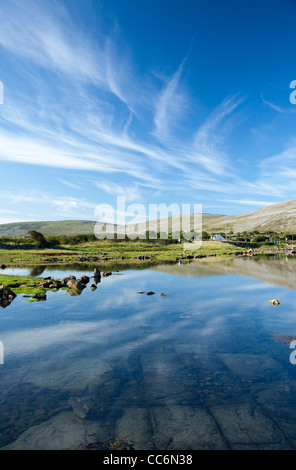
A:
[0,1,101,81]
[93,181,144,203]
[0,0,294,219]
[0,0,143,114]
[223,199,278,207]
[261,94,284,113]
[190,95,244,176]
[58,179,83,190]
[0,209,17,214]
[254,141,296,198]
[0,2,254,209]
[153,58,188,143]
[0,189,96,220]
[0,217,28,224]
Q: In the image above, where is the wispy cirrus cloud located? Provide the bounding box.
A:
[58,179,83,190]
[190,95,245,176]
[0,0,294,223]
[93,181,144,203]
[260,94,284,113]
[222,199,278,207]
[0,0,250,209]
[0,188,96,219]
[0,0,144,117]
[193,95,244,149]
[254,141,296,198]
[0,0,101,82]
[153,58,189,143]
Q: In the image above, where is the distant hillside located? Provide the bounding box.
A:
[121,200,296,236]
[0,220,96,237]
[1,199,296,238]
[0,215,225,238]
[202,200,296,233]
[118,213,225,237]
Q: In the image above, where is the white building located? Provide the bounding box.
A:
[211,234,226,242]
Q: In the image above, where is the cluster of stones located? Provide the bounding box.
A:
[35,272,104,298]
[0,270,109,307]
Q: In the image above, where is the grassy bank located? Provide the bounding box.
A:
[0,239,292,303]
[0,273,93,303]
[0,274,46,294]
[0,240,248,267]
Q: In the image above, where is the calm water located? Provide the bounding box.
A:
[1,255,296,449]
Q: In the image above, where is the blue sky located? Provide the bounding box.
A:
[0,0,296,224]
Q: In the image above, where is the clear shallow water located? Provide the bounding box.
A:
[1,256,296,449]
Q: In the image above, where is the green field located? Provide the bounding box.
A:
[0,240,246,267]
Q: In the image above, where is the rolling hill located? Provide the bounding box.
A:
[1,199,296,238]
[121,200,296,236]
[201,199,296,233]
[0,220,96,237]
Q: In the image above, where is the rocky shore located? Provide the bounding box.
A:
[0,269,105,308]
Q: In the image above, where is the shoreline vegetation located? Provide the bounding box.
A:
[0,235,295,304]
[0,234,296,259]
[0,241,292,265]
[0,234,295,268]
[0,228,296,305]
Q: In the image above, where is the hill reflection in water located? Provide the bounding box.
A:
[152,255,296,290]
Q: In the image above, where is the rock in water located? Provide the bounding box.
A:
[66,279,83,290]
[80,275,90,285]
[102,272,112,277]
[0,285,17,308]
[33,293,47,301]
[269,299,280,307]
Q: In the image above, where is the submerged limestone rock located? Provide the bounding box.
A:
[2,411,100,450]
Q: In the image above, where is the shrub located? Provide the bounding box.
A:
[27,230,48,248]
